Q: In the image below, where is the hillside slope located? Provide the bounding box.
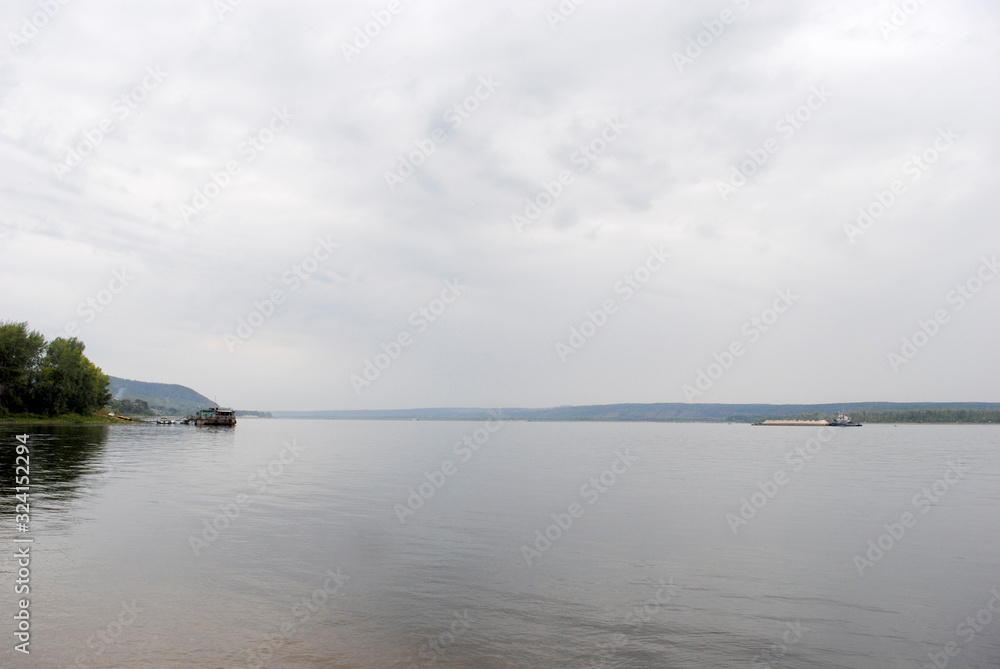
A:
[108,376,214,414]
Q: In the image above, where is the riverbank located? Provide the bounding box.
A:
[0,413,120,424]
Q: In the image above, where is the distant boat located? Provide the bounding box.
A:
[191,407,237,426]
[751,419,829,426]
[830,411,862,427]
[753,411,862,427]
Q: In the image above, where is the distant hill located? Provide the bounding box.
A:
[107,376,214,415]
[271,402,1000,423]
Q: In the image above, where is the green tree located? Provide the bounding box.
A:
[0,321,46,414]
[33,338,111,416]
[109,398,155,416]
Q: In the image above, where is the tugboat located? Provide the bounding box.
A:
[830,411,862,427]
[190,406,237,426]
[753,411,862,426]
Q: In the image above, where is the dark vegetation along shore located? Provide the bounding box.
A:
[0,321,111,421]
[3,320,997,424]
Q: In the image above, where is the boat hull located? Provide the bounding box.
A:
[190,406,237,426]
[194,417,236,426]
[752,420,863,427]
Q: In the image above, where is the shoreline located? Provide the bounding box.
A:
[3,415,996,426]
[0,414,120,425]
[236,417,998,425]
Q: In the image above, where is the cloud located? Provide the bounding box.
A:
[1,0,998,409]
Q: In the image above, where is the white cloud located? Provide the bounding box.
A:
[2,0,998,409]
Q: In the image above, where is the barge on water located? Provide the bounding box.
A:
[753,411,861,427]
[189,406,237,426]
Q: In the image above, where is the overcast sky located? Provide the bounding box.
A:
[2,0,998,411]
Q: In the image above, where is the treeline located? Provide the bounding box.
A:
[109,398,155,416]
[851,409,1000,424]
[730,413,828,423]
[757,409,1000,424]
[235,410,273,418]
[0,321,110,417]
[728,409,1000,424]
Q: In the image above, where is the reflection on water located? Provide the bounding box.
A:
[0,421,997,668]
[0,423,109,513]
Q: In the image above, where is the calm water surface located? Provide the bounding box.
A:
[0,420,998,668]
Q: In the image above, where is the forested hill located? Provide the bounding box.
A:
[271,402,1000,423]
[108,376,213,414]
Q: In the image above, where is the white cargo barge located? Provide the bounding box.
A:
[753,412,861,427]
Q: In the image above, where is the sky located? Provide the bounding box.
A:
[1,0,998,411]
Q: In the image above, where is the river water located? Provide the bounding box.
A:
[0,420,998,668]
